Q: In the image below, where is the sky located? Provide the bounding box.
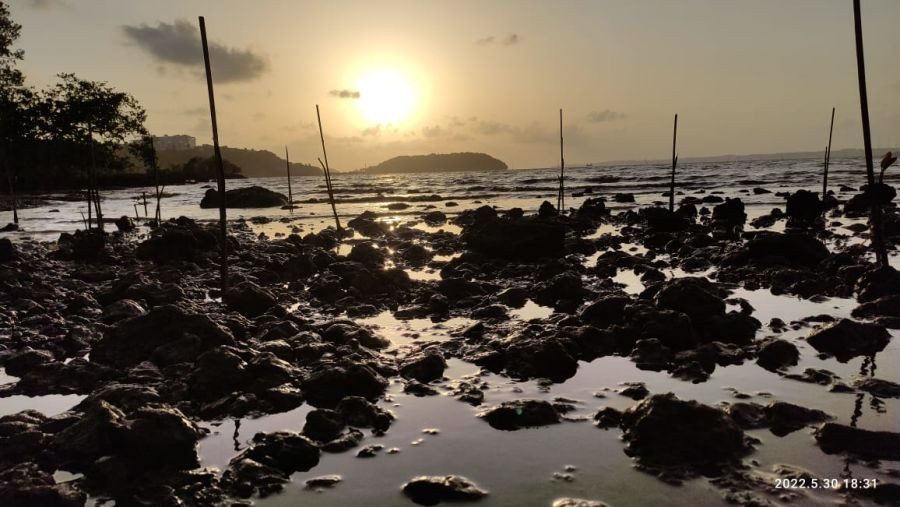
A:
[8,0,900,170]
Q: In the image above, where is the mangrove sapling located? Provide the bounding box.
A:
[316,105,342,231]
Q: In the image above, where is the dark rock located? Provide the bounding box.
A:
[853,378,900,398]
[640,207,687,232]
[200,186,288,209]
[733,232,829,268]
[856,266,900,303]
[3,349,55,377]
[323,321,390,349]
[223,281,278,318]
[303,409,346,442]
[618,382,649,400]
[335,396,394,431]
[843,183,896,215]
[538,200,558,218]
[92,304,235,367]
[712,198,746,227]
[136,217,220,264]
[614,193,635,203]
[784,190,823,224]
[593,407,623,429]
[423,211,447,225]
[552,499,609,507]
[806,319,890,362]
[577,197,607,218]
[402,475,488,506]
[305,475,342,489]
[355,444,383,457]
[0,464,86,507]
[400,347,447,383]
[755,338,799,371]
[580,296,630,327]
[302,362,388,408]
[0,237,15,262]
[504,336,578,382]
[121,405,203,469]
[102,299,146,323]
[853,294,900,320]
[347,242,386,267]
[654,277,725,323]
[235,431,320,473]
[620,393,752,472]
[114,215,135,232]
[463,215,565,261]
[764,401,831,436]
[478,399,560,430]
[815,423,900,461]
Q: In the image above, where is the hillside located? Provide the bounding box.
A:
[361,152,508,174]
[156,145,321,177]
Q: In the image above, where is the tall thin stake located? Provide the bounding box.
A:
[284,146,293,212]
[6,172,17,225]
[669,114,678,212]
[852,0,888,267]
[823,107,835,200]
[558,109,565,214]
[316,105,342,230]
[199,16,229,290]
[88,126,103,232]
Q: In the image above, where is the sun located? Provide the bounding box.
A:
[356,67,416,125]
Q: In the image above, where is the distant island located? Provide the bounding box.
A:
[156,145,321,178]
[360,152,508,174]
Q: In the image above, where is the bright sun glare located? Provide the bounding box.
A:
[356,68,416,125]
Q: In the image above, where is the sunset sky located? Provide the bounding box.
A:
[9,0,900,170]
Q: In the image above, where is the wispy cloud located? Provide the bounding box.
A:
[25,0,69,10]
[122,19,268,83]
[586,109,625,123]
[329,89,361,99]
[476,33,520,46]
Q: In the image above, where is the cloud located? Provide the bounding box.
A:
[122,19,268,83]
[586,109,625,122]
[25,0,69,9]
[476,33,520,46]
[362,124,381,136]
[421,125,446,138]
[329,89,361,99]
[472,119,584,144]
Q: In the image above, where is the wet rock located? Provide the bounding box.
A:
[614,193,635,203]
[504,335,578,382]
[784,190,824,224]
[303,409,346,442]
[853,378,900,398]
[437,277,484,300]
[620,393,752,472]
[0,237,15,262]
[478,400,560,430]
[58,229,107,260]
[579,296,630,327]
[102,299,146,323]
[402,475,488,505]
[815,423,900,461]
[856,266,900,303]
[577,197,607,218]
[755,338,799,371]
[323,321,390,349]
[224,457,288,498]
[806,319,890,362]
[400,347,447,383]
[335,396,394,431]
[843,183,896,216]
[728,232,829,268]
[593,407,623,429]
[553,499,609,507]
[53,401,126,462]
[114,215,135,232]
[92,304,235,367]
[356,444,383,457]
[305,475,342,489]
[348,211,390,237]
[3,349,55,377]
[121,405,203,469]
[239,431,320,471]
[764,401,831,436]
[617,382,649,400]
[725,402,767,429]
[321,428,364,453]
[200,186,288,209]
[463,214,565,261]
[423,211,447,225]
[712,198,746,227]
[640,207,687,232]
[853,295,900,322]
[77,382,161,412]
[136,216,220,264]
[538,200,558,218]
[347,242,386,267]
[654,277,725,324]
[0,463,86,507]
[223,281,278,318]
[302,362,388,408]
[190,346,248,400]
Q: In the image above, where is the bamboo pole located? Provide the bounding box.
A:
[142,191,148,216]
[149,137,162,223]
[6,172,16,225]
[315,105,342,230]
[88,126,103,232]
[558,108,565,214]
[284,146,293,212]
[823,107,835,200]
[852,0,888,267]
[134,203,139,221]
[669,114,678,212]
[199,16,229,290]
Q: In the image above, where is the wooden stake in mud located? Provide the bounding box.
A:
[316,105,342,230]
[199,16,229,290]
[823,107,835,200]
[852,0,888,267]
[142,191,148,216]
[6,172,17,225]
[557,108,565,214]
[669,114,678,212]
[88,126,103,232]
[284,146,293,212]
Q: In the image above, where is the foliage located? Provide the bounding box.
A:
[179,156,243,181]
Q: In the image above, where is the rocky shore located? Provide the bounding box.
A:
[0,182,898,505]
